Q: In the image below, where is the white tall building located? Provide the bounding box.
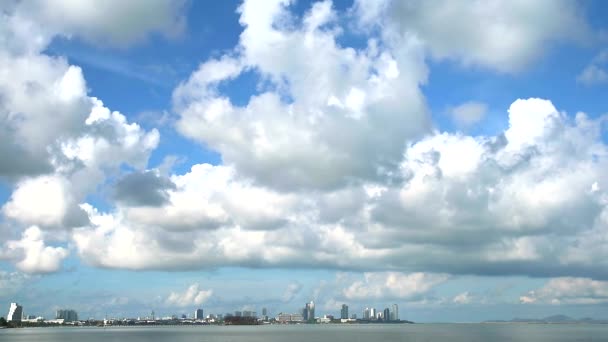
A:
[7,303,23,322]
[369,308,376,320]
[391,304,399,321]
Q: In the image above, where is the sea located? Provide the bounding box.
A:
[1,324,607,342]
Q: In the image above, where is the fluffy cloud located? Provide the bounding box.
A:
[114,171,176,207]
[72,97,608,280]
[3,226,68,273]
[2,0,187,50]
[2,0,607,287]
[174,0,430,190]
[448,101,488,127]
[3,175,88,228]
[520,278,608,304]
[343,272,448,300]
[354,0,589,72]
[165,284,213,307]
[0,1,161,275]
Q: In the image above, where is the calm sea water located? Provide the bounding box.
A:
[1,324,607,342]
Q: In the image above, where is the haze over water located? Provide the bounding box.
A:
[3,325,608,342]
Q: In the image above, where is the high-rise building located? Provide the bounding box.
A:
[194,309,204,320]
[340,304,349,319]
[234,311,242,317]
[383,308,390,321]
[369,308,376,320]
[7,303,23,322]
[391,304,399,321]
[56,309,78,322]
[363,307,370,320]
[304,301,315,322]
[262,308,267,316]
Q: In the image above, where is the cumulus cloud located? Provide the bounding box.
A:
[520,278,608,305]
[1,0,607,287]
[3,226,69,273]
[173,0,430,190]
[0,1,162,275]
[354,0,589,72]
[3,175,88,228]
[343,272,448,300]
[448,101,488,127]
[4,0,187,50]
[72,97,608,280]
[165,284,213,307]
[114,171,176,207]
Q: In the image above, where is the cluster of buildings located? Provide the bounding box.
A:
[4,303,79,324]
[275,302,400,324]
[5,301,402,326]
[362,304,399,321]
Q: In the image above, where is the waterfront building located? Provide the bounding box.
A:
[383,308,390,321]
[195,308,204,320]
[391,304,399,320]
[243,310,252,317]
[276,312,304,323]
[340,304,348,319]
[7,303,23,322]
[363,307,370,320]
[234,311,242,317]
[56,309,78,322]
[305,301,315,321]
[369,308,376,320]
[262,308,267,316]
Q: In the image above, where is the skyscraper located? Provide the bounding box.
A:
[340,304,349,319]
[369,308,376,320]
[392,304,399,321]
[363,307,370,320]
[262,307,267,316]
[7,303,23,322]
[195,308,204,320]
[304,301,315,322]
[383,308,390,321]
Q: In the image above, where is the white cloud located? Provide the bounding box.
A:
[165,284,213,307]
[354,0,588,72]
[449,101,487,127]
[173,0,430,190]
[3,175,77,227]
[5,0,187,49]
[3,226,69,273]
[0,2,161,275]
[72,97,608,280]
[452,292,472,305]
[520,278,608,305]
[343,272,448,300]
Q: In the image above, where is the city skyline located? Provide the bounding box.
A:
[5,300,402,324]
[1,0,608,324]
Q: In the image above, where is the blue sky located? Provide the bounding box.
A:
[1,0,608,323]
